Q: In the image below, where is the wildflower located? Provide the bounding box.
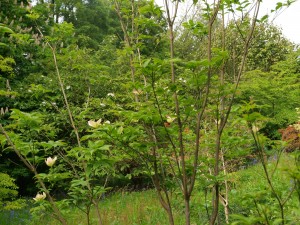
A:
[179,77,187,83]
[107,93,115,97]
[100,103,106,107]
[45,156,57,167]
[66,85,71,90]
[104,120,110,124]
[33,192,46,201]
[88,119,102,128]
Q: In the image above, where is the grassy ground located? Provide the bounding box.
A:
[0,207,31,225]
[1,154,298,225]
[25,190,182,225]
[100,191,181,225]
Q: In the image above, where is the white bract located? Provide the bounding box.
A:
[252,125,260,133]
[45,156,57,167]
[107,93,115,97]
[33,192,46,201]
[88,119,102,128]
[88,119,111,128]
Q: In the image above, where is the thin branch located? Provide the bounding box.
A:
[0,124,67,225]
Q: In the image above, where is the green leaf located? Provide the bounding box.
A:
[143,59,151,68]
[0,25,14,34]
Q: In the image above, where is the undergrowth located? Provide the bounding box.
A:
[1,154,298,225]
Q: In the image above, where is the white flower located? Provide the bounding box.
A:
[33,192,46,201]
[28,89,32,93]
[45,156,57,167]
[107,93,115,97]
[100,103,106,107]
[104,120,110,124]
[88,119,102,128]
[179,78,187,83]
[66,85,71,90]
[252,125,259,133]
[166,115,176,123]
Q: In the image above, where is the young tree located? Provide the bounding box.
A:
[109,0,265,224]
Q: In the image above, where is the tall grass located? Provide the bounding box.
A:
[27,190,185,225]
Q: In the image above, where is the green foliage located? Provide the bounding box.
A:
[0,172,26,211]
[0,55,15,78]
[5,155,298,224]
[246,23,292,72]
[229,155,300,224]
[73,0,120,49]
[239,61,300,138]
[0,0,299,224]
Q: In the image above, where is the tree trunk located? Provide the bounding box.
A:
[185,196,191,225]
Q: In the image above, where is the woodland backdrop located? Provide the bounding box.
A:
[0,0,299,224]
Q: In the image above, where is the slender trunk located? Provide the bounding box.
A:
[208,3,222,224]
[185,196,191,225]
[169,24,190,224]
[223,199,229,224]
[209,2,261,224]
[162,202,175,225]
[86,205,90,225]
[165,190,175,225]
[211,6,227,224]
[93,200,103,225]
[220,149,229,224]
[151,128,175,225]
[164,0,190,223]
[152,175,175,225]
[210,133,221,225]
